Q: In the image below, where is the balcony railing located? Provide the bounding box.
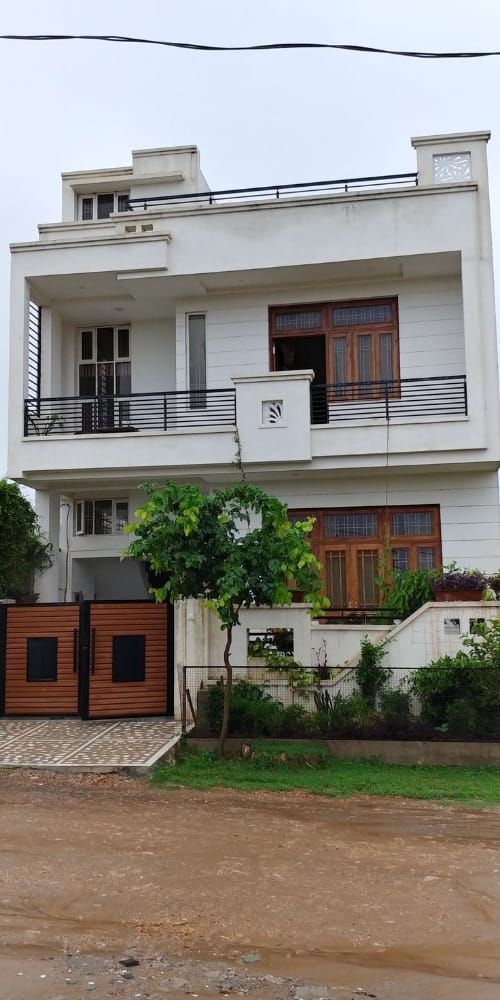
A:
[24,388,236,437]
[127,172,418,211]
[310,375,467,424]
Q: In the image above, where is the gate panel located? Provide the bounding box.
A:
[88,603,168,718]
[5,605,80,715]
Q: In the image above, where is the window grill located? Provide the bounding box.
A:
[391,511,433,536]
[275,310,322,331]
[325,513,378,538]
[27,301,42,411]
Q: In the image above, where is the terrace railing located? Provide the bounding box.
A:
[24,388,236,437]
[310,374,467,425]
[127,172,418,211]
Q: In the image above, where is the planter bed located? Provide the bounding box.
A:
[186,735,500,767]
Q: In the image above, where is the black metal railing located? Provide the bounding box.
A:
[127,172,418,211]
[23,388,236,437]
[317,607,398,625]
[310,374,467,424]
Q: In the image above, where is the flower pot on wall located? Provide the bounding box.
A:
[434,589,485,603]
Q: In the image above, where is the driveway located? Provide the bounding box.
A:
[0,771,499,998]
[0,717,180,770]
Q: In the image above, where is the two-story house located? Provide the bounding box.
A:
[8,132,500,619]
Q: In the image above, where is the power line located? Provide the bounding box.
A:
[0,34,499,59]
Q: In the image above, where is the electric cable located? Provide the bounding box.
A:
[0,34,499,59]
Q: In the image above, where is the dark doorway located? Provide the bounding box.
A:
[274,335,328,424]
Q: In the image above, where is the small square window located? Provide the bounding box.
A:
[27,637,58,682]
[112,635,146,683]
[443,618,460,636]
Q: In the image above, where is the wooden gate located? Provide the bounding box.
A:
[0,601,172,719]
[87,602,169,719]
[3,604,80,715]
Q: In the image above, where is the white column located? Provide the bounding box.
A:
[34,489,61,602]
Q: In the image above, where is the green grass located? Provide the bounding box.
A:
[151,742,500,804]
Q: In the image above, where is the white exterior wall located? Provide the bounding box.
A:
[271,469,500,572]
[175,275,465,391]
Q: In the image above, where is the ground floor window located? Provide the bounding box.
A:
[288,505,441,609]
[74,499,129,536]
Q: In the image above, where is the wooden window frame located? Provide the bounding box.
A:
[269,297,400,397]
[289,505,441,610]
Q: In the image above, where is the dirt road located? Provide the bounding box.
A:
[0,771,499,999]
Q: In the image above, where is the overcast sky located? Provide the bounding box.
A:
[1,0,500,477]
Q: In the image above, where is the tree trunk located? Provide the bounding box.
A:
[219,627,233,756]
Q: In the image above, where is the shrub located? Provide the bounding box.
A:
[207,679,283,737]
[445,698,478,738]
[380,688,411,722]
[430,563,488,594]
[355,638,388,706]
[277,704,311,737]
[382,569,435,620]
[412,620,500,738]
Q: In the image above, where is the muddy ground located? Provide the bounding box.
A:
[0,771,499,999]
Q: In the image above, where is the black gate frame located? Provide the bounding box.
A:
[0,600,174,720]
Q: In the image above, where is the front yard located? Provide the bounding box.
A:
[153,742,500,804]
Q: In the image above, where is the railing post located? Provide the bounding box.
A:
[163,393,167,431]
[23,400,28,437]
[384,382,390,422]
[463,376,468,416]
[181,666,187,735]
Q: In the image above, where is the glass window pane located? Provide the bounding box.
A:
[94,500,113,535]
[81,197,94,221]
[84,500,94,535]
[333,304,392,326]
[380,333,393,381]
[115,501,129,534]
[97,193,114,219]
[79,364,95,396]
[418,547,436,570]
[117,194,129,212]
[333,338,347,391]
[188,315,207,409]
[97,328,114,362]
[357,550,379,604]
[97,363,114,396]
[357,335,373,383]
[75,502,82,534]
[391,511,433,536]
[117,328,129,358]
[392,548,409,573]
[81,330,93,361]
[116,362,131,396]
[326,551,347,606]
[275,310,322,331]
[325,513,378,538]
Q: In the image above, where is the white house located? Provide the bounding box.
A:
[8,131,500,628]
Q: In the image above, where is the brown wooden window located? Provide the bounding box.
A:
[270,298,399,398]
[289,505,441,610]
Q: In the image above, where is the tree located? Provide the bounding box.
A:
[126,481,329,751]
[0,481,53,599]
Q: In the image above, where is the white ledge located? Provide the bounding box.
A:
[231,370,315,384]
[412,130,490,147]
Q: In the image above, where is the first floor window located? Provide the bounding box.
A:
[289,505,441,609]
[75,499,128,535]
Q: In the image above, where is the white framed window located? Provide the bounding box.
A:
[74,499,129,536]
[78,192,130,221]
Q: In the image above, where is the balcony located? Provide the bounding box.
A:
[310,375,467,424]
[24,388,236,437]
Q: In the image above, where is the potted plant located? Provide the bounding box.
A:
[488,571,500,599]
[430,563,488,602]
